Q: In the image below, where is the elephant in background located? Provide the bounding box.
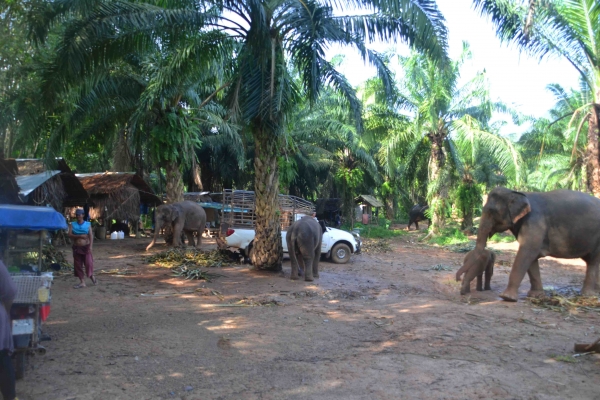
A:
[286,217,326,281]
[456,248,495,295]
[475,187,600,302]
[407,205,430,230]
[146,201,207,251]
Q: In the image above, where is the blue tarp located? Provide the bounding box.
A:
[0,205,68,231]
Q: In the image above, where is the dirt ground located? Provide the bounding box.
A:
[16,226,600,400]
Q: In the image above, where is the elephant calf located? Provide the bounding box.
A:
[146,201,207,251]
[456,248,495,295]
[286,217,326,281]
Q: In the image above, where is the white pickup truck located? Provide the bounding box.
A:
[223,218,361,264]
[216,190,360,264]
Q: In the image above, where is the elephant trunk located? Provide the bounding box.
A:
[460,266,479,295]
[456,264,467,281]
[460,278,471,295]
[476,215,493,250]
[146,219,162,251]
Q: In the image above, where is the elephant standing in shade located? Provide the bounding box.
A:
[474,187,600,302]
[456,248,495,295]
[286,217,326,281]
[407,205,430,230]
[146,201,207,251]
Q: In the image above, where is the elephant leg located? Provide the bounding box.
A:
[526,260,544,298]
[582,252,600,296]
[303,254,314,282]
[484,253,494,291]
[415,221,419,230]
[312,245,320,279]
[500,249,538,302]
[289,244,300,280]
[185,231,195,248]
[476,273,483,291]
[172,224,183,247]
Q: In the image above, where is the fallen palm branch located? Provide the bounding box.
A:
[42,244,74,275]
[171,265,224,281]
[99,268,138,275]
[209,298,280,307]
[429,264,453,271]
[146,248,232,269]
[445,243,476,253]
[528,292,600,313]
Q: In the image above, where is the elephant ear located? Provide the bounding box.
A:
[508,191,531,224]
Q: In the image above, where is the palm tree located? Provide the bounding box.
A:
[30,0,448,270]
[451,116,522,230]
[518,83,591,191]
[284,88,379,223]
[473,0,600,195]
[391,44,507,233]
[29,3,238,202]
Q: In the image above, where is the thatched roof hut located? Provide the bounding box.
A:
[14,158,88,210]
[0,159,20,204]
[77,172,161,222]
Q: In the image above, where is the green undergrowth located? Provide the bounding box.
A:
[353,224,408,239]
[428,227,469,246]
[489,233,516,243]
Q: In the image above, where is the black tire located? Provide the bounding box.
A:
[245,244,254,265]
[14,352,25,380]
[331,243,351,264]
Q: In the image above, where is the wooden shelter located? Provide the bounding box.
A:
[13,158,88,210]
[355,194,384,224]
[76,172,162,225]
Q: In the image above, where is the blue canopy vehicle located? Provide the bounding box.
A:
[0,204,67,379]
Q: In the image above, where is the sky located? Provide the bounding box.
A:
[332,0,581,128]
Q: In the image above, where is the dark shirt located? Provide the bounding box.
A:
[0,261,17,351]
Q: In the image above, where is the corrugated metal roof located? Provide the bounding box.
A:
[356,194,384,208]
[15,171,61,197]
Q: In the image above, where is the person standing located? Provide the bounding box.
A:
[68,209,97,288]
[0,260,17,400]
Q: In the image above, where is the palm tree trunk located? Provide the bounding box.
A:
[112,128,131,172]
[587,104,600,197]
[461,210,474,231]
[165,160,184,204]
[250,128,283,271]
[428,135,447,234]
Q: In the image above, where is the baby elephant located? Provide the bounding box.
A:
[286,217,326,281]
[455,248,495,295]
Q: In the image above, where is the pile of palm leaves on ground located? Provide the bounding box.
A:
[360,238,392,253]
[528,289,600,313]
[444,242,476,253]
[146,248,230,281]
[42,244,73,275]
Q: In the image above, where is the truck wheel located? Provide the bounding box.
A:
[331,243,351,264]
[246,244,254,265]
[14,352,25,380]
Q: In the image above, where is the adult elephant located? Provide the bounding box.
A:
[475,187,600,302]
[286,217,326,281]
[146,201,207,251]
[407,205,430,230]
